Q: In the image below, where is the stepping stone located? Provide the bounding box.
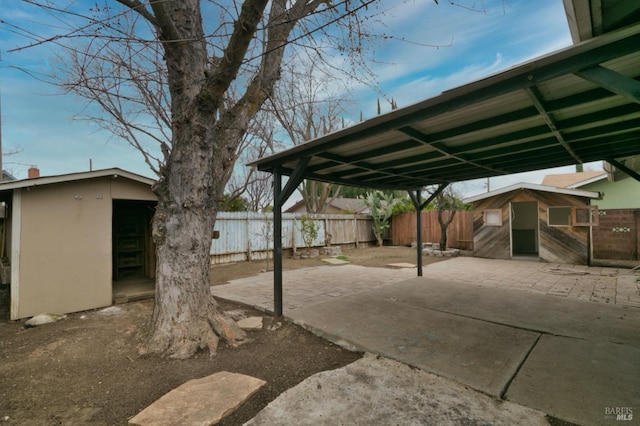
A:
[129,372,266,426]
[238,316,263,330]
[321,258,350,265]
[24,313,66,327]
[386,263,416,269]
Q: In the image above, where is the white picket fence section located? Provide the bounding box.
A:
[210,212,375,264]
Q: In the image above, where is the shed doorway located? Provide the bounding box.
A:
[510,201,539,259]
[112,200,156,301]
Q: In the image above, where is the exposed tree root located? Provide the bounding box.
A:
[138,298,247,360]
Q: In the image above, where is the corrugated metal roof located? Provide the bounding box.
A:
[564,0,640,42]
[251,22,640,192]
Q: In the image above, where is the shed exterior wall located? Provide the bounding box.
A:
[472,192,513,260]
[14,179,113,319]
[10,176,157,320]
[111,178,157,201]
[472,189,591,264]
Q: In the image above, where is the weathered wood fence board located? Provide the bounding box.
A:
[391,211,474,248]
[210,212,375,264]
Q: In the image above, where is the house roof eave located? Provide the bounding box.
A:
[0,168,155,193]
[463,182,601,204]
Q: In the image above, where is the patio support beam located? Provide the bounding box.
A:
[607,158,640,182]
[409,190,423,277]
[409,183,448,277]
[276,157,311,207]
[525,86,584,165]
[272,168,283,318]
[272,158,310,318]
[575,65,640,104]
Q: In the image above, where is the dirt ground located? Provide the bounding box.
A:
[0,246,443,425]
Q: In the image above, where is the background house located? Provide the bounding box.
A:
[464,184,600,265]
[541,169,640,209]
[0,168,157,320]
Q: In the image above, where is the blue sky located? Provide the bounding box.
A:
[0,0,599,197]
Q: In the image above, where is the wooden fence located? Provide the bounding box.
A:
[210,212,375,264]
[391,211,474,249]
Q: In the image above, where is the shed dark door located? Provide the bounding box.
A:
[510,201,539,257]
[113,201,152,281]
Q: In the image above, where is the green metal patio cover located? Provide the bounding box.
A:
[249,22,640,317]
[251,23,640,189]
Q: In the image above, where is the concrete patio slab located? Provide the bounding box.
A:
[288,290,539,397]
[370,278,640,348]
[505,335,640,425]
[212,258,640,425]
[247,354,549,426]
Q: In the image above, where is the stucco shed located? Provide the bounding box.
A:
[0,168,157,320]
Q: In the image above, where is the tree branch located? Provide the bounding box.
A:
[204,0,269,105]
[116,0,159,27]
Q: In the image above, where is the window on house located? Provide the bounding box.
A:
[483,209,502,226]
[548,206,572,226]
[573,206,599,226]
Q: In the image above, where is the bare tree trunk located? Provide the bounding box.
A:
[438,209,456,250]
[135,0,270,358]
[141,113,247,359]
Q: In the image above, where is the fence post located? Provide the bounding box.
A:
[246,212,251,261]
[291,215,297,254]
[354,217,359,248]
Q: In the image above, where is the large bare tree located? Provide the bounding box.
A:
[26,0,385,359]
[128,0,372,358]
[9,0,442,358]
[268,61,352,213]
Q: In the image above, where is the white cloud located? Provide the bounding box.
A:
[348,0,571,117]
[388,51,505,105]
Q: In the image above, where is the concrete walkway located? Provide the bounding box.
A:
[211,258,640,425]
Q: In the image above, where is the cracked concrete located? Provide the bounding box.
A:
[211,257,640,425]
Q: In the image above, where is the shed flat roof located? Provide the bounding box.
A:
[251,22,640,191]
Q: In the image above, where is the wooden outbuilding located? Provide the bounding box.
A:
[464,184,601,265]
[0,168,157,320]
